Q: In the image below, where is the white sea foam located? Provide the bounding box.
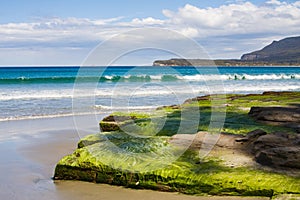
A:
[0,90,74,101]
[0,104,157,122]
[222,84,300,93]
[179,73,300,81]
[0,112,87,122]
[93,105,157,110]
[78,73,300,82]
[79,73,299,82]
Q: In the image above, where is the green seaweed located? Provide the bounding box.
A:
[55,91,300,197]
[55,139,300,196]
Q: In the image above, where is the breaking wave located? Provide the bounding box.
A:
[1,73,300,84]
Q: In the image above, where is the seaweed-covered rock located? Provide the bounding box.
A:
[54,132,300,197]
[156,104,180,110]
[99,113,149,132]
[55,92,300,197]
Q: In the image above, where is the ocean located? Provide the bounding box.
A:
[0,66,299,122]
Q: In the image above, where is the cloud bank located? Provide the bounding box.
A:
[163,1,300,37]
[1,0,300,65]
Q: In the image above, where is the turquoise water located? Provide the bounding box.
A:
[0,66,299,121]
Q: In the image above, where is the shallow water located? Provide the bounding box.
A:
[0,66,299,121]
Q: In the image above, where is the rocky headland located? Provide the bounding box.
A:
[54,92,300,199]
[241,36,300,64]
[153,36,300,66]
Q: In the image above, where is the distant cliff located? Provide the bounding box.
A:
[153,36,300,66]
[241,36,300,64]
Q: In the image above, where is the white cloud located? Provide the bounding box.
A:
[128,17,165,26]
[179,27,199,38]
[162,1,300,37]
[294,1,300,7]
[0,17,128,50]
[266,0,285,5]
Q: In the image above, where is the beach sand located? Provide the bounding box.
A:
[0,116,268,200]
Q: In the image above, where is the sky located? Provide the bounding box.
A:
[0,0,300,65]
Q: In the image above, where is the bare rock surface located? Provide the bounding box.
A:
[249,106,300,132]
[234,130,300,170]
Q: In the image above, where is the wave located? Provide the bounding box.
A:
[1,73,300,84]
[0,112,93,122]
[179,74,300,81]
[0,104,157,122]
[93,105,158,110]
[1,83,300,102]
[0,89,75,101]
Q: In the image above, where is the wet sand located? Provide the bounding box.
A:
[0,116,268,200]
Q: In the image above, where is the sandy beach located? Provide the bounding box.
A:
[0,115,269,200]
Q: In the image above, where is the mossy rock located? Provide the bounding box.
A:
[99,112,152,132]
[55,92,300,197]
[55,132,300,197]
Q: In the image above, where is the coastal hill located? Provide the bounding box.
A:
[241,36,300,63]
[153,36,300,66]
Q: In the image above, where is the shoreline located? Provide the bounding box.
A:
[0,114,105,141]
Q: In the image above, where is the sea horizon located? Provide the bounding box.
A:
[1,65,300,68]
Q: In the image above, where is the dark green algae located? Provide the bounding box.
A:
[54,92,300,197]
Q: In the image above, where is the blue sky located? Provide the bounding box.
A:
[0,0,265,23]
[0,0,300,65]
